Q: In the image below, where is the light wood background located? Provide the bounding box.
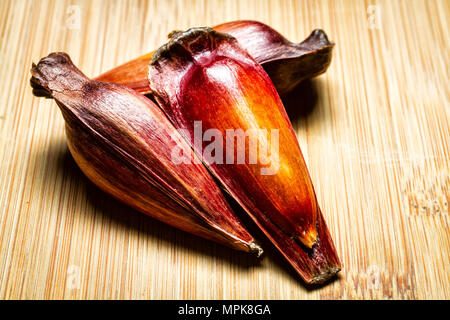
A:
[0,0,448,300]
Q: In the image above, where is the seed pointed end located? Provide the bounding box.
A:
[310,267,341,285]
[249,241,264,258]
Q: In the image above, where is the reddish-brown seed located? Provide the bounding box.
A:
[149,28,341,284]
[30,52,263,255]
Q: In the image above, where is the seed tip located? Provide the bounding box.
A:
[250,241,264,258]
[310,267,341,284]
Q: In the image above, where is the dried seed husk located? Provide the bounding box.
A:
[30,52,262,255]
[214,20,334,96]
[148,28,341,284]
[95,20,334,97]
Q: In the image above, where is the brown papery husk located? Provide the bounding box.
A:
[95,20,334,97]
[30,52,262,256]
[148,28,341,284]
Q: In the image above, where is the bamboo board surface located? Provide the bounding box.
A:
[0,0,449,300]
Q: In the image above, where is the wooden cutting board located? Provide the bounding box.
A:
[0,0,448,299]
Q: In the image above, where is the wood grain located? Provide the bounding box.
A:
[0,0,448,299]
